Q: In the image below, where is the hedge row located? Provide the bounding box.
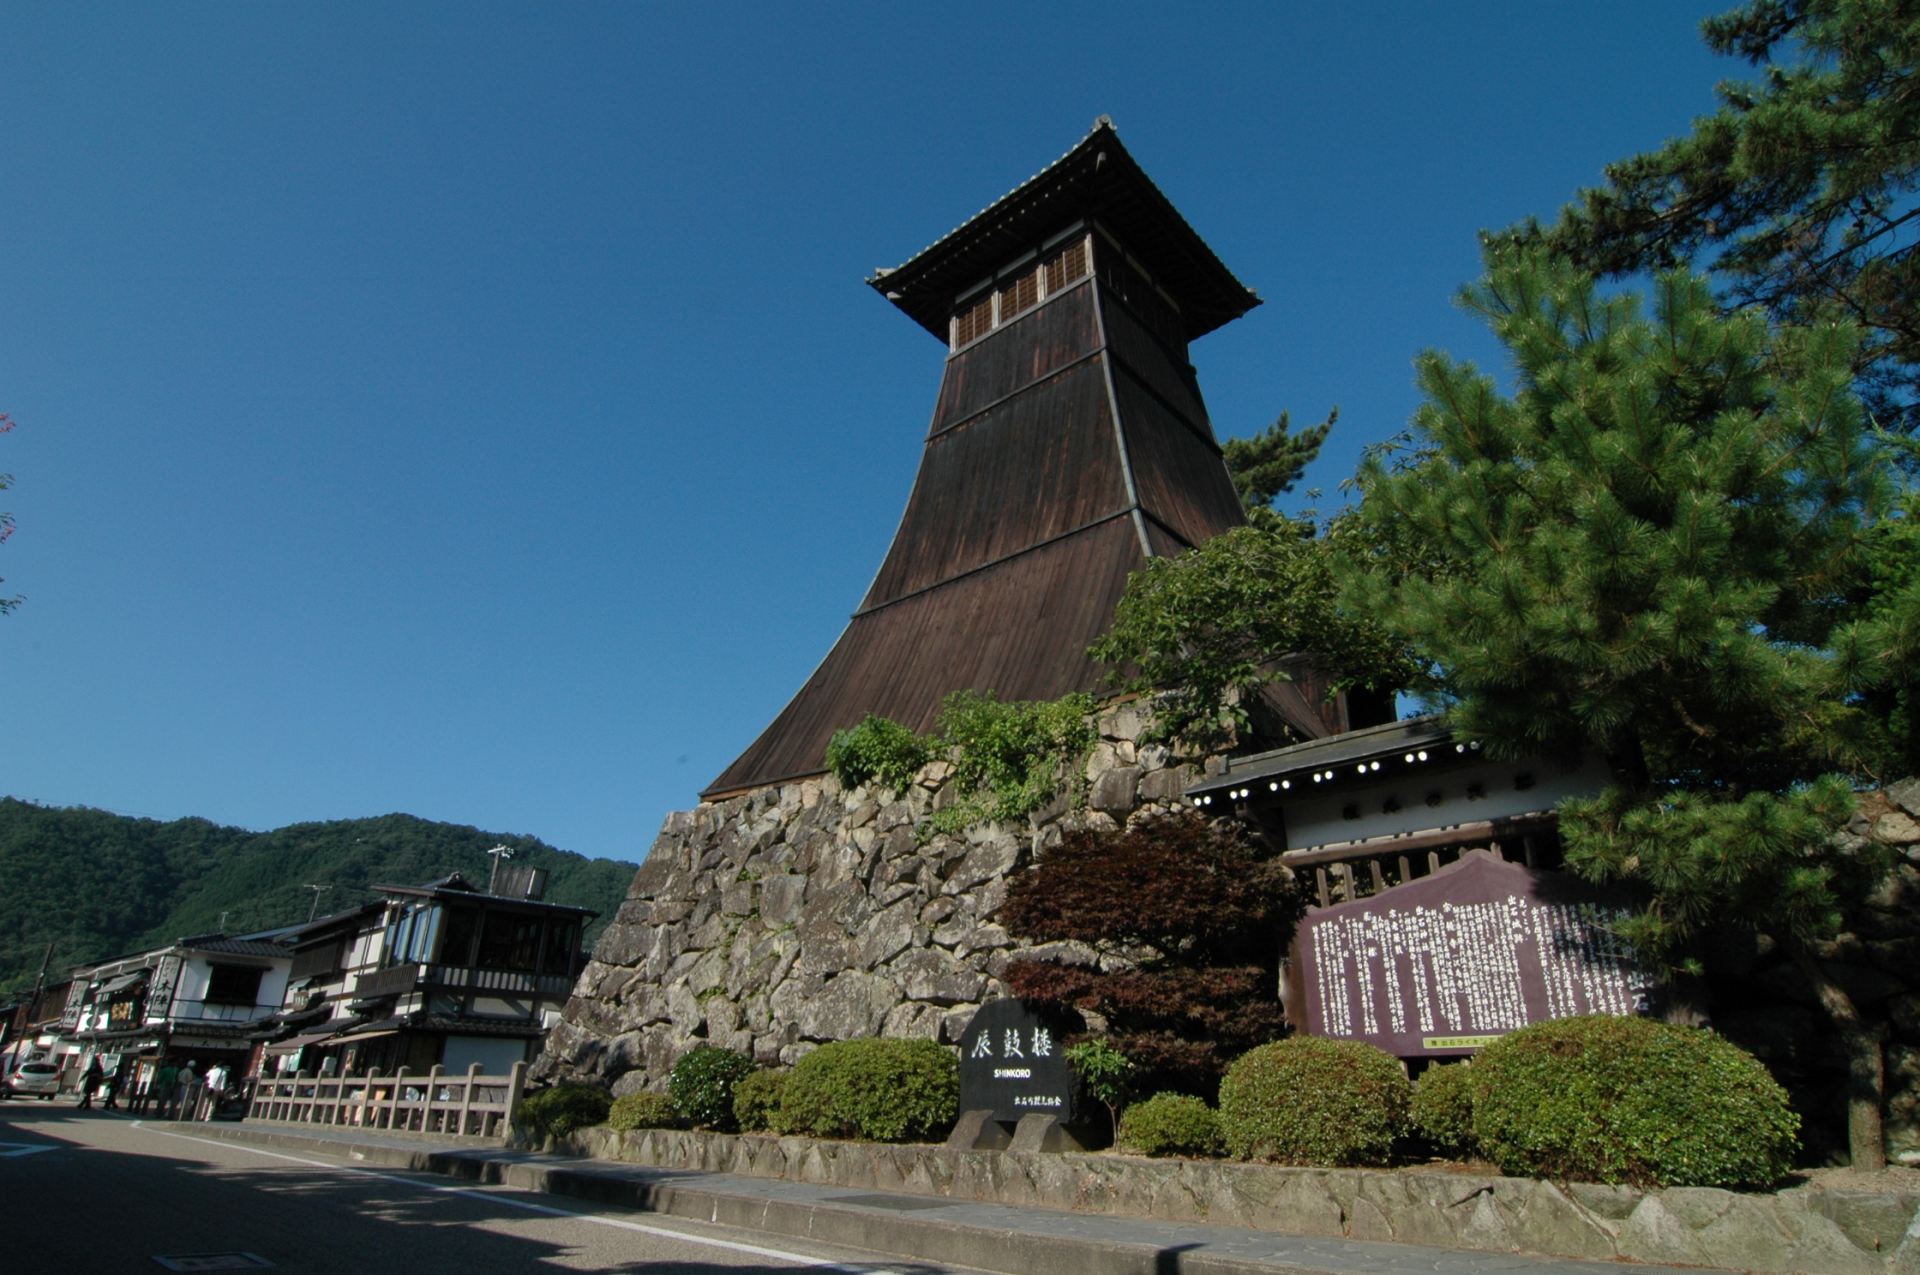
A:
[517,1016,1798,1187]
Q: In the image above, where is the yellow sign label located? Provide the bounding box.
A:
[1423,1034,1502,1050]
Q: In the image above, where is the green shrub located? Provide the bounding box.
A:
[514,1082,611,1141]
[772,1038,958,1142]
[923,691,1096,835]
[1217,1037,1410,1166]
[732,1069,788,1133]
[1410,1062,1477,1160]
[606,1091,679,1131]
[1118,1092,1222,1158]
[1469,1015,1799,1188]
[669,1044,757,1131]
[826,715,930,792]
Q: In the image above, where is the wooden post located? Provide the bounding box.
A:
[503,1060,527,1141]
[390,1065,410,1130]
[458,1063,480,1137]
[357,1067,378,1129]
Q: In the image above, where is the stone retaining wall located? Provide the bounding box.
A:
[554,1124,1920,1275]
[536,701,1206,1092]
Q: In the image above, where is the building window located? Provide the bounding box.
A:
[948,235,1090,351]
[477,913,542,973]
[204,963,265,1006]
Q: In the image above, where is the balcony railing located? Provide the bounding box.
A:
[351,963,572,1001]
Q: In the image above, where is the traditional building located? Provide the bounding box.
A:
[706,117,1346,799]
[255,870,592,1079]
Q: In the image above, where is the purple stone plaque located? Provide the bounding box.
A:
[1285,850,1652,1056]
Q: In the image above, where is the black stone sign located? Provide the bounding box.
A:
[1285,850,1655,1057]
[956,998,1077,1124]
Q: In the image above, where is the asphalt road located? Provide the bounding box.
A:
[0,1100,987,1275]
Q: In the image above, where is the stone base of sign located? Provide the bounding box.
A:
[1008,1113,1089,1154]
[945,1109,1011,1152]
[550,1123,1920,1275]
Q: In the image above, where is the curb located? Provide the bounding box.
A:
[161,1123,1467,1275]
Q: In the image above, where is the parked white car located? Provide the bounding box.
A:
[1,1059,61,1099]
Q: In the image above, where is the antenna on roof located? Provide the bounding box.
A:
[486,845,513,894]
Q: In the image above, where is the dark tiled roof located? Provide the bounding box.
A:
[870,117,1259,343]
[1186,717,1455,800]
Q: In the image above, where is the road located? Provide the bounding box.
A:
[0,1100,985,1275]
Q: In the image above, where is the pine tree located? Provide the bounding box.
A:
[1350,248,1906,1166]
[1505,0,1920,432]
[1222,408,1334,517]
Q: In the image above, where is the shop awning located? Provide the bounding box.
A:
[98,970,150,995]
[262,1028,341,1055]
[325,1018,405,1047]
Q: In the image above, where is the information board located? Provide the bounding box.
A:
[956,999,1078,1124]
[1286,850,1652,1056]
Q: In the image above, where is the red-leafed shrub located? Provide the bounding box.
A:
[1000,812,1303,1098]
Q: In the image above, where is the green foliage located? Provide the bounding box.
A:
[1221,408,1333,516]
[0,800,638,994]
[924,691,1097,835]
[668,1044,757,1131]
[1092,521,1418,748]
[731,1068,788,1133]
[1348,251,1908,974]
[1217,1037,1411,1166]
[825,715,931,793]
[1005,814,1300,1097]
[514,1082,612,1141]
[1469,1016,1799,1188]
[606,1091,679,1131]
[1064,1037,1134,1140]
[1504,0,1920,430]
[771,1038,958,1143]
[1562,779,1882,968]
[1410,1063,1478,1160]
[1117,1092,1222,1158]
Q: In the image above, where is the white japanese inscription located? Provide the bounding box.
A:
[1309,891,1641,1041]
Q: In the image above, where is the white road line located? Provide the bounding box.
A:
[130,1123,909,1273]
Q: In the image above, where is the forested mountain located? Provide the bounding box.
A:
[0,799,639,994]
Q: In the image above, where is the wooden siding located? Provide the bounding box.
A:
[1115,373,1246,549]
[862,360,1129,608]
[932,282,1098,429]
[1099,290,1211,436]
[706,519,1145,796]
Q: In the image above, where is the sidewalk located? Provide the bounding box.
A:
[173,1120,1729,1275]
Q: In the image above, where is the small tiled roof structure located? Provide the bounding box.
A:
[707,119,1339,798]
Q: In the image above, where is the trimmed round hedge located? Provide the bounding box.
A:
[1218,1037,1410,1166]
[607,1091,679,1131]
[514,1082,611,1141]
[1468,1015,1799,1188]
[1118,1092,1222,1158]
[1410,1062,1477,1160]
[771,1038,958,1143]
[732,1069,788,1133]
[669,1044,757,1131]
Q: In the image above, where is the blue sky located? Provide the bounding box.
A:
[1,3,1733,865]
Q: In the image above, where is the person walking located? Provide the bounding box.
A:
[176,1060,200,1119]
[152,1058,180,1119]
[76,1056,103,1109]
[100,1061,121,1110]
